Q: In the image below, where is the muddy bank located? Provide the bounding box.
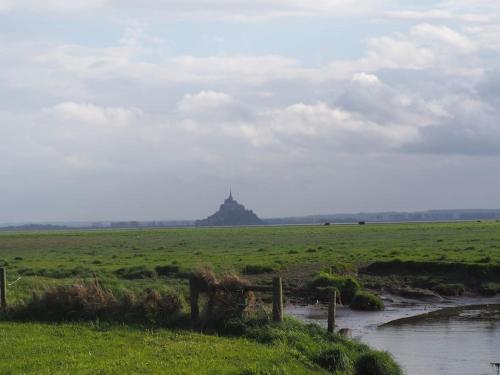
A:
[360,260,500,297]
[382,303,500,327]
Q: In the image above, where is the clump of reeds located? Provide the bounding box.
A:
[9,279,185,326]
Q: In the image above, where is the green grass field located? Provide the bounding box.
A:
[1,222,500,300]
[1,221,499,374]
[0,322,324,375]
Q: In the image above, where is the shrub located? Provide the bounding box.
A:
[138,289,186,325]
[242,265,275,275]
[350,292,384,311]
[432,283,465,297]
[115,265,156,279]
[355,351,402,375]
[307,272,361,304]
[314,346,353,373]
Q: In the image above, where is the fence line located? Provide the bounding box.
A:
[0,268,338,333]
[188,275,337,331]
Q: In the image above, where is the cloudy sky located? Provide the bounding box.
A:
[1,0,500,222]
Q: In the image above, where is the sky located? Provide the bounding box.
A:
[1,0,500,222]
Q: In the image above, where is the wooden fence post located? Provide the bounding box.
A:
[327,291,336,334]
[0,267,6,310]
[189,275,199,321]
[272,276,283,322]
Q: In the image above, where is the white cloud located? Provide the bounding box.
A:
[352,72,381,85]
[411,24,476,53]
[387,0,500,23]
[0,0,386,18]
[44,102,143,127]
[0,0,106,13]
[178,91,233,113]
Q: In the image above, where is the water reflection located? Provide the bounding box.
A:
[287,297,500,375]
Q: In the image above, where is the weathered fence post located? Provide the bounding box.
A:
[0,267,6,310]
[327,291,336,334]
[272,276,283,322]
[189,275,199,321]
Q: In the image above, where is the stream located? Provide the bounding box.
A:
[286,295,500,375]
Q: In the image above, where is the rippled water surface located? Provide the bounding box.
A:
[287,296,500,375]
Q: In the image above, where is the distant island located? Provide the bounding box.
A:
[195,191,263,227]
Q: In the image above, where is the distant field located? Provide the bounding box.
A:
[0,221,499,302]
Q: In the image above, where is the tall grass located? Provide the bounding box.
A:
[8,279,185,326]
[306,272,361,304]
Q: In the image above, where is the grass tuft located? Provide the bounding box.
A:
[354,351,402,375]
[307,272,361,304]
[350,291,385,311]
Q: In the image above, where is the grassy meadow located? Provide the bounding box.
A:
[1,221,500,301]
[1,221,499,374]
[0,321,324,375]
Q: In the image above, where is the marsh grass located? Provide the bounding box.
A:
[354,351,403,375]
[8,279,185,326]
[350,291,384,311]
[307,272,360,303]
[1,222,500,306]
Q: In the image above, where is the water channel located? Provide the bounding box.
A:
[287,295,500,375]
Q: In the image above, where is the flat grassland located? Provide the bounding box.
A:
[1,222,500,298]
[0,322,318,375]
[0,221,499,374]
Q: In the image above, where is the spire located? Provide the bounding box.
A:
[229,187,233,200]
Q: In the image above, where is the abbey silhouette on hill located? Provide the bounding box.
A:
[195,191,264,227]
